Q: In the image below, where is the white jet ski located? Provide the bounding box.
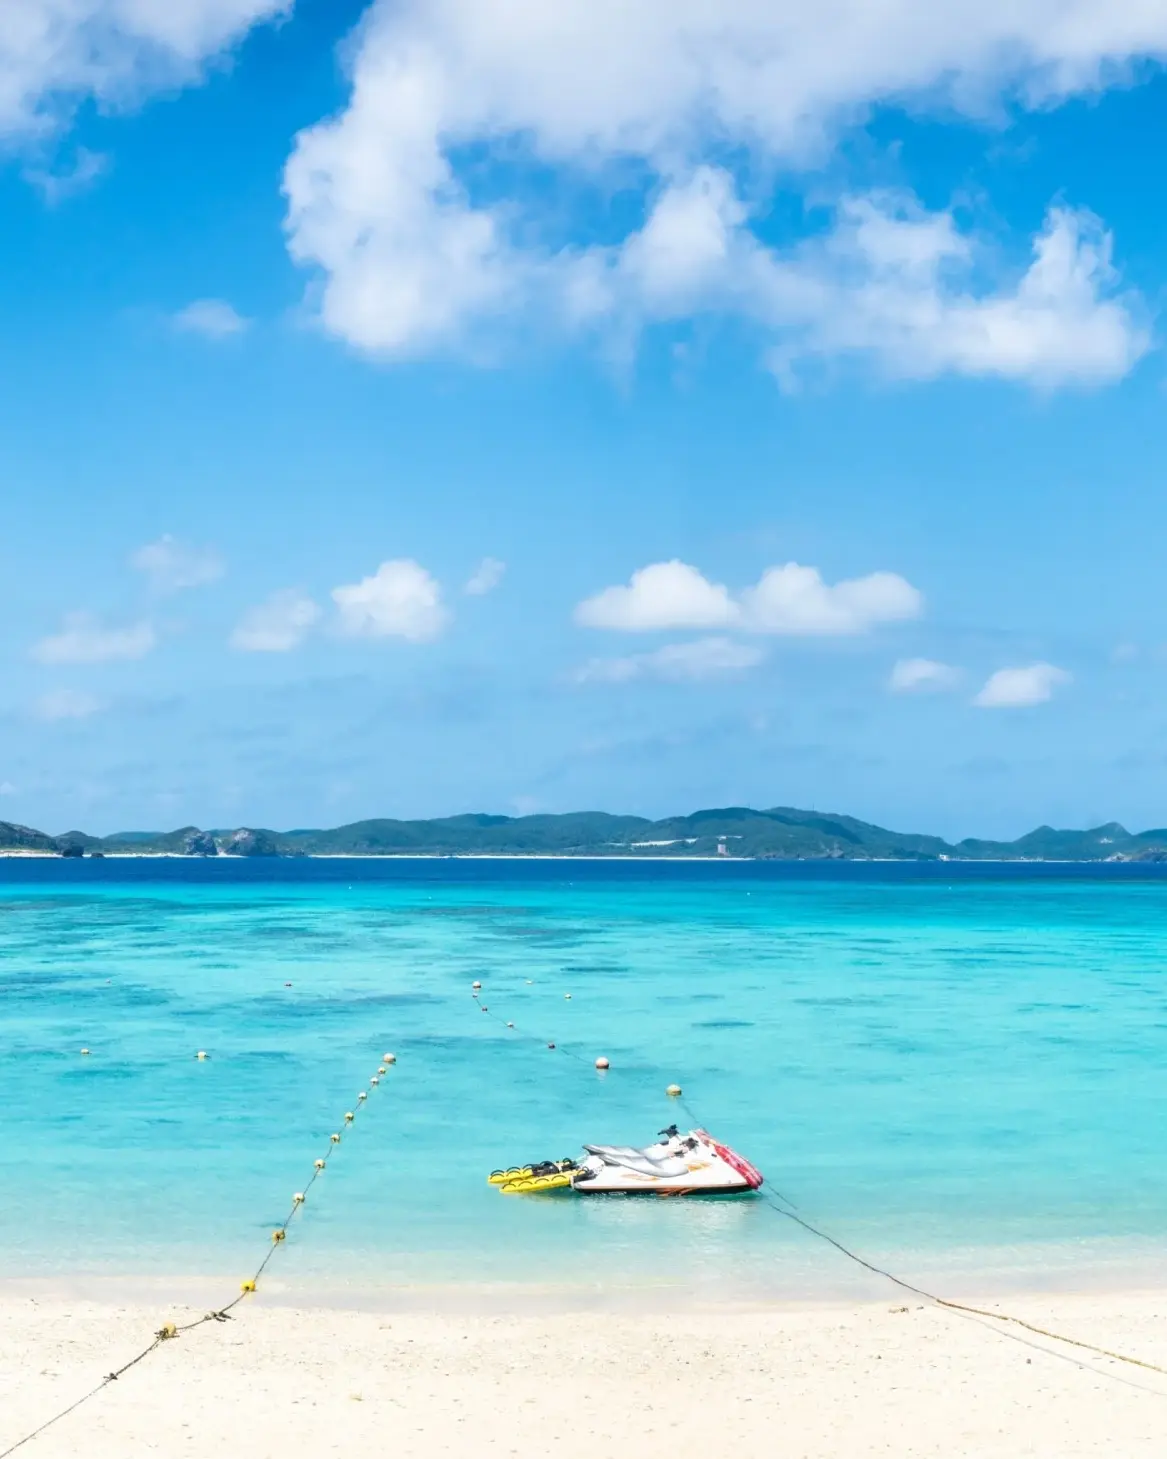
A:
[489,1126,763,1196]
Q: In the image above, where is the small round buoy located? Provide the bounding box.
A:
[330,1133,341,1143]
[481,1005,488,1012]
[547,1042,556,1050]
[370,1076,380,1086]
[506,1021,514,1028]
[357,1092,367,1101]
[666,1083,682,1097]
[196,1051,208,1061]
[384,1053,397,1065]
[292,1193,305,1205]
[344,1111,354,1122]
[524,980,533,985]
[241,1279,257,1293]
[472,981,482,991]
[284,982,292,988]
[564,994,572,1000]
[314,1159,325,1170]
[80,1048,90,1056]
[595,1057,610,1070]
[271,1229,286,1244]
[377,1065,387,1075]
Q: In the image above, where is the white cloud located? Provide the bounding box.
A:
[889,657,962,693]
[33,688,102,721]
[0,1,291,142]
[576,559,921,636]
[576,560,737,632]
[283,1,1157,383]
[332,559,448,641]
[131,533,224,591]
[464,557,506,595]
[230,589,321,652]
[32,612,155,664]
[575,636,765,684]
[974,662,1070,708]
[173,299,250,339]
[741,562,922,635]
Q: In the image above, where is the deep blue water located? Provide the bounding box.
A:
[4,858,1167,1299]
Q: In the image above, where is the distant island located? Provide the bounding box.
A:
[2,806,1166,862]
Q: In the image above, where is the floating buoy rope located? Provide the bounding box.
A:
[467,979,1167,1389]
[0,1054,397,1458]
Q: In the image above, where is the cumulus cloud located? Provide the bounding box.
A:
[131,533,224,591]
[230,590,321,652]
[575,636,765,684]
[889,658,962,693]
[464,557,506,595]
[332,559,448,641]
[576,561,737,632]
[576,559,921,636]
[32,612,155,664]
[33,688,102,721]
[283,1,1156,383]
[173,299,250,338]
[0,1,291,142]
[974,662,1070,708]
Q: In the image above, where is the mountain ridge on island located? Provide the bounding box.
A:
[2,806,1166,862]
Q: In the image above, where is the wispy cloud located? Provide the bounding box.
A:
[131,534,224,592]
[574,636,765,684]
[173,299,250,339]
[231,590,321,652]
[23,146,108,205]
[464,557,506,595]
[33,688,102,721]
[974,663,1070,708]
[888,658,961,693]
[31,613,155,665]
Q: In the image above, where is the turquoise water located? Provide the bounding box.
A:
[5,859,1167,1300]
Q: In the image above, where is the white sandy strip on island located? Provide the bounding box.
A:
[2,1290,1166,1458]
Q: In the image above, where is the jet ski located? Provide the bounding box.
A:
[488,1127,762,1196]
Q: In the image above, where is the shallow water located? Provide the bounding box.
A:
[4,858,1167,1300]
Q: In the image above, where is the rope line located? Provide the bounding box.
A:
[0,1054,397,1459]
[471,983,1167,1385]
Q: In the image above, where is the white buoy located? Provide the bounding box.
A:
[666,1083,682,1097]
[384,1053,397,1065]
[564,993,572,1000]
[196,1050,208,1061]
[472,981,482,991]
[80,1048,90,1056]
[595,1056,610,1071]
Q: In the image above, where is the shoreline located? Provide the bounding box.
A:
[3,1286,1166,1458]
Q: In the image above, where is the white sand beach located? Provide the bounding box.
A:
[2,1286,1166,1458]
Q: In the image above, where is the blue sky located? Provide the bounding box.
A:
[4,1,1167,838]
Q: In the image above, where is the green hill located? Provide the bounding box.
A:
[3,807,1167,860]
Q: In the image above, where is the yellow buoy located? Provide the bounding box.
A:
[241,1280,257,1293]
[595,1056,610,1070]
[666,1083,682,1097]
[272,1229,286,1244]
[157,1322,178,1340]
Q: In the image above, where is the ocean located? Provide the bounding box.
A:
[4,858,1167,1304]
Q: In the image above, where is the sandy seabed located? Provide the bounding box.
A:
[2,1285,1166,1458]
